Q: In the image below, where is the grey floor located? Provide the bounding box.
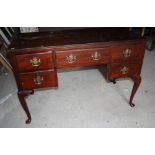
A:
[0,49,155,128]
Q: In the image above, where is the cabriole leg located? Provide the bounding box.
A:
[18,90,34,124]
[129,75,141,107]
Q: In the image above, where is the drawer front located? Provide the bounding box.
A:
[56,48,110,68]
[111,44,145,62]
[19,71,58,90]
[16,52,54,72]
[109,63,141,79]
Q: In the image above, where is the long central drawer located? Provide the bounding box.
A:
[56,48,110,68]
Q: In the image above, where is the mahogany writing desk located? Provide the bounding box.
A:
[8,28,146,124]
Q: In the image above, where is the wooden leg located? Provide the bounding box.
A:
[129,75,141,107]
[18,90,34,124]
[110,79,116,84]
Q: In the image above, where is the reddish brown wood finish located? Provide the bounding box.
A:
[56,48,110,68]
[129,75,142,107]
[8,28,146,124]
[9,49,58,123]
[16,52,54,72]
[18,90,34,124]
[109,63,141,79]
[110,43,145,62]
[19,70,58,90]
[9,28,145,50]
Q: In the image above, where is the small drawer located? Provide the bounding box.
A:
[56,48,110,68]
[16,52,54,72]
[110,44,145,62]
[109,63,141,79]
[19,70,58,90]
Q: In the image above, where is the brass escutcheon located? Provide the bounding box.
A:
[123,49,132,58]
[91,52,101,60]
[30,57,41,66]
[120,66,129,75]
[66,54,77,63]
[34,75,44,85]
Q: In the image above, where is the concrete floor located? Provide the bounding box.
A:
[0,49,155,128]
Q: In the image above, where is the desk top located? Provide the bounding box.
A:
[9,28,145,50]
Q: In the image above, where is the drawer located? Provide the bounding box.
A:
[16,52,54,72]
[109,63,141,79]
[56,48,110,68]
[19,70,58,90]
[111,44,145,62]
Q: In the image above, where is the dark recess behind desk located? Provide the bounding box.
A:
[38,27,87,32]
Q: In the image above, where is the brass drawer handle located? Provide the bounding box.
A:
[66,54,77,64]
[30,57,41,67]
[34,75,44,85]
[123,49,132,58]
[120,66,129,75]
[91,52,101,60]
